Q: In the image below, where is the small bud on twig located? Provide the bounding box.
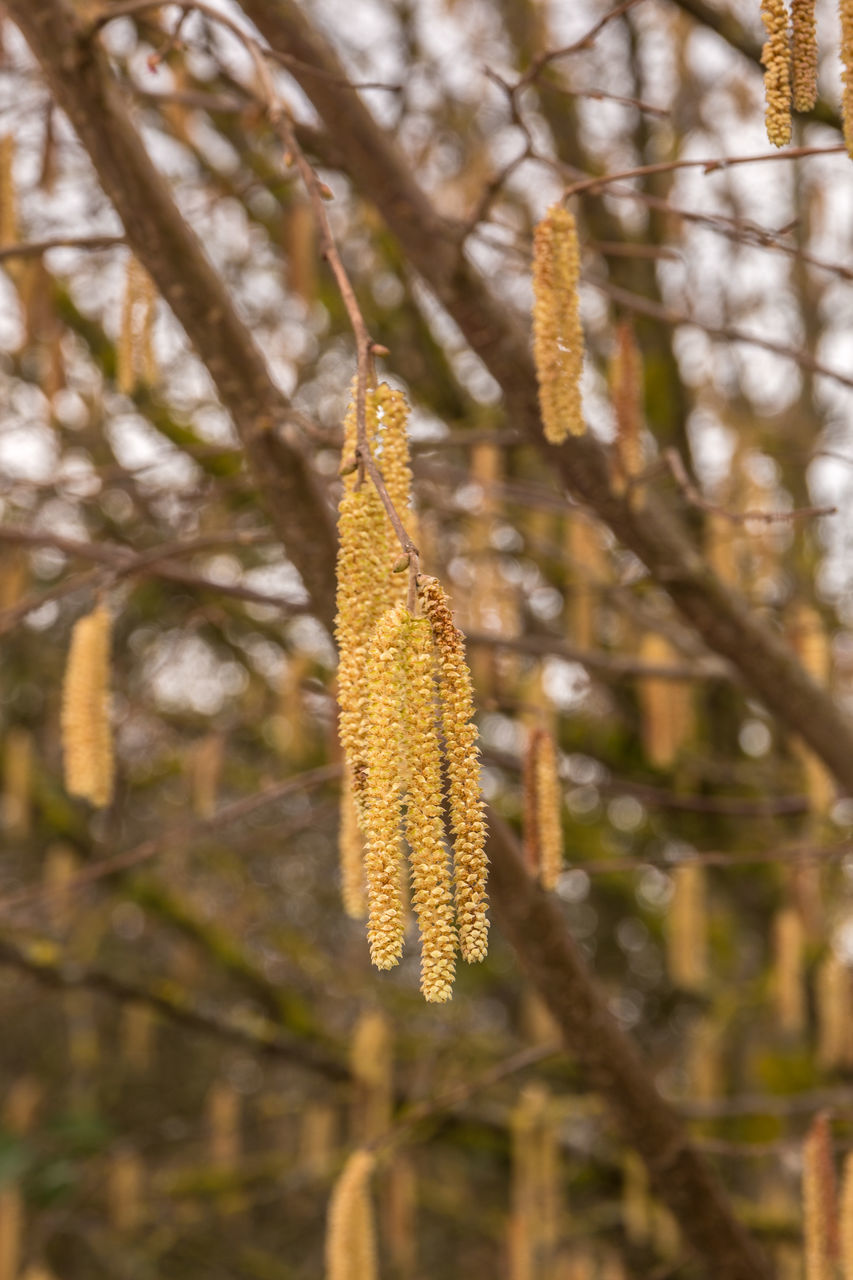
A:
[392,554,411,574]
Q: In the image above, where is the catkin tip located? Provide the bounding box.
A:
[417,576,489,965]
[760,0,793,147]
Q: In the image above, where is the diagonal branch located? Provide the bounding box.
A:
[240,0,853,798]
[5,0,338,630]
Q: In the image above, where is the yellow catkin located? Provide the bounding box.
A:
[622,1150,651,1246]
[773,906,806,1035]
[522,727,543,876]
[761,0,793,146]
[564,514,606,650]
[0,1187,21,1280]
[350,1010,393,1143]
[138,267,158,386]
[840,1151,853,1279]
[362,604,407,969]
[686,1017,723,1102]
[401,613,458,1002]
[0,549,27,610]
[336,392,396,804]
[803,1113,837,1280]
[299,1103,337,1180]
[791,0,818,110]
[207,1080,241,1172]
[532,204,585,442]
[610,320,645,500]
[3,727,32,835]
[109,1148,143,1233]
[0,135,17,249]
[60,603,114,809]
[789,604,835,813]
[666,862,708,992]
[374,383,412,522]
[843,0,853,157]
[43,843,76,934]
[274,653,310,760]
[340,775,367,920]
[652,1204,681,1261]
[325,1150,377,1280]
[3,1079,40,1136]
[418,576,489,964]
[817,951,850,1069]
[509,1086,559,1280]
[385,1152,417,1280]
[117,257,138,395]
[706,511,739,587]
[189,732,223,818]
[117,257,157,393]
[285,199,317,304]
[638,633,693,768]
[535,729,564,891]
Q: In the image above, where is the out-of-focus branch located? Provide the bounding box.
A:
[0,526,304,632]
[0,764,341,917]
[485,812,772,1280]
[5,0,338,630]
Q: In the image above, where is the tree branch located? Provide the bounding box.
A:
[4,0,338,630]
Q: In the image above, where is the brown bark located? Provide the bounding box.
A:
[487,812,772,1279]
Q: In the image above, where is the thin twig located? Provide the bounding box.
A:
[517,0,649,88]
[0,234,125,261]
[0,764,341,917]
[658,449,835,524]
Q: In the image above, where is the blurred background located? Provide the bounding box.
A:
[1,0,853,1276]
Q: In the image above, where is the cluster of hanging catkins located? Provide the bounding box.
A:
[760,0,853,152]
[335,383,489,1002]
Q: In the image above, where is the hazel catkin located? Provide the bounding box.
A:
[760,0,793,147]
[60,603,114,809]
[791,0,818,111]
[325,1149,377,1280]
[534,729,564,891]
[400,613,457,1002]
[362,604,407,970]
[843,0,853,158]
[532,205,584,442]
[418,575,489,964]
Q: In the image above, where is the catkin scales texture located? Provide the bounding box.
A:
[844,0,853,156]
[791,0,818,110]
[532,205,584,442]
[61,604,114,809]
[418,576,489,964]
[401,615,457,1002]
[761,0,793,146]
[363,604,407,970]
